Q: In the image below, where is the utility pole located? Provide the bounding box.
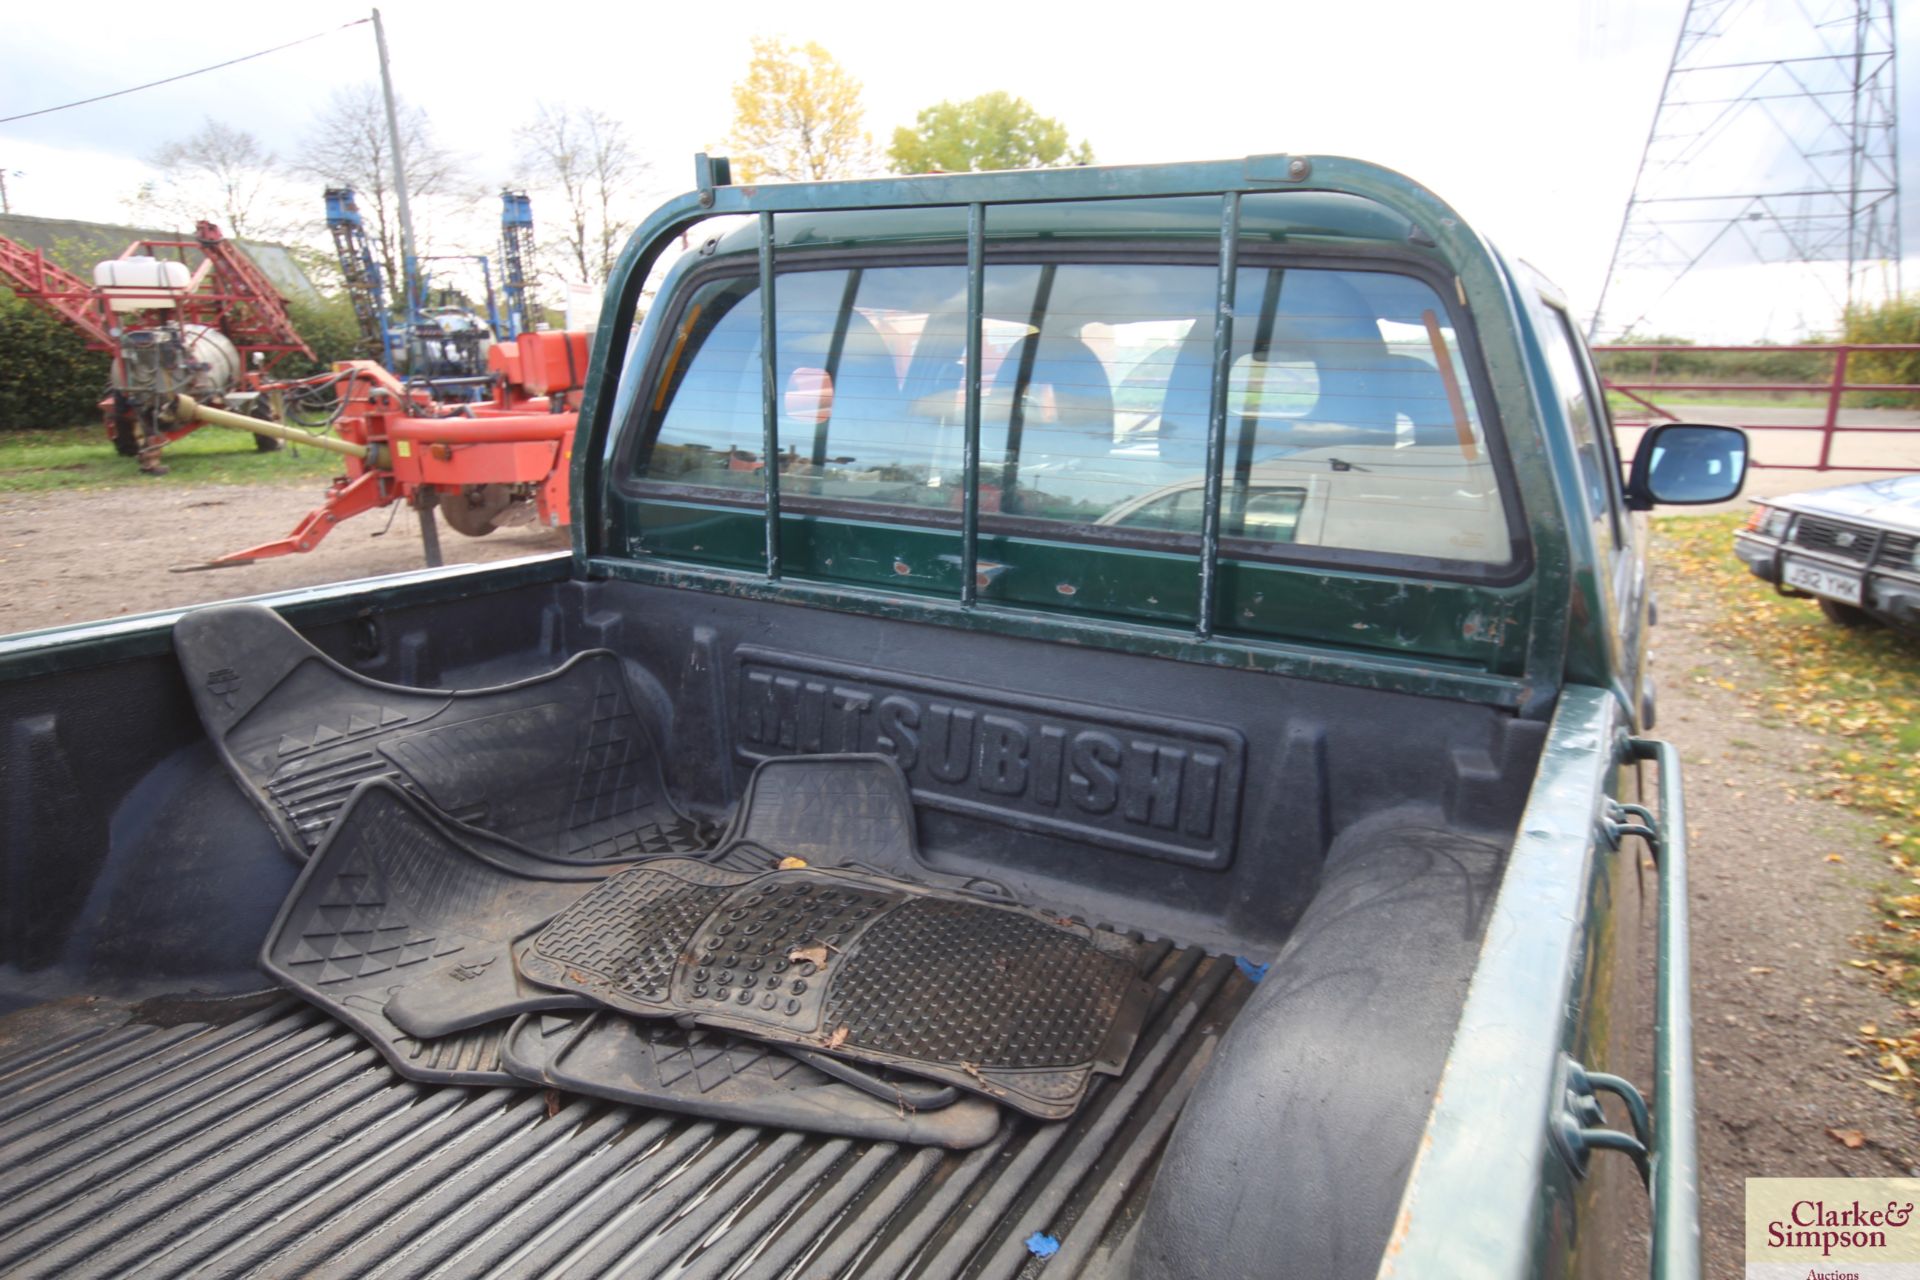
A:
[371,8,441,566]
[0,168,15,216]
[372,9,421,337]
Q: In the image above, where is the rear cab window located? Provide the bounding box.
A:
[610,196,1529,659]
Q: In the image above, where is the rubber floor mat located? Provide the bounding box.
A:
[384,938,594,1040]
[722,755,1010,899]
[502,1012,1002,1147]
[261,780,630,1085]
[385,756,996,1038]
[519,860,1152,1119]
[174,603,705,861]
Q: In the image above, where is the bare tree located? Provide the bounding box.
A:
[515,103,647,286]
[131,118,296,239]
[296,84,466,308]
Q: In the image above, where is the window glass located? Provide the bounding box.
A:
[635,260,1510,564]
[1535,304,1615,547]
[1212,266,1505,559]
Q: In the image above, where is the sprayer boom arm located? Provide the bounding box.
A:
[0,233,116,349]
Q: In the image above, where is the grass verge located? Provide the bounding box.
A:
[1608,389,1832,413]
[1655,513,1920,1101]
[0,424,339,494]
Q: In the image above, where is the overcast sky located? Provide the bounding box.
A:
[3,0,1914,340]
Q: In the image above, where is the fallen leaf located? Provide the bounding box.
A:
[958,1061,1009,1097]
[1827,1127,1867,1149]
[1825,853,1846,863]
[823,1025,849,1050]
[788,944,829,967]
[1748,966,1775,975]
[777,856,808,870]
[1866,1080,1901,1096]
[1861,1024,1880,1036]
[545,1089,561,1119]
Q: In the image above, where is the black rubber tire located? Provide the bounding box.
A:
[439,485,508,537]
[246,401,284,452]
[1819,599,1879,629]
[109,399,141,458]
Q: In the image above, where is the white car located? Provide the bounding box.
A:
[1734,475,1920,630]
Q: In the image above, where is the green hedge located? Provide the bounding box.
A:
[1591,334,1830,385]
[0,294,112,429]
[0,291,369,429]
[1593,302,1920,408]
[276,295,370,378]
[1841,295,1920,407]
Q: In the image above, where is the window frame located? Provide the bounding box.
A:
[1547,304,1630,545]
[1532,298,1629,550]
[613,238,1533,587]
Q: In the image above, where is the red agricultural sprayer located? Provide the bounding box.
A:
[0,220,314,472]
[172,329,592,568]
[2,213,594,564]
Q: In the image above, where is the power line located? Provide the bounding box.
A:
[0,18,371,126]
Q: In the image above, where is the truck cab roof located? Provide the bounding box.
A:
[703,188,1430,258]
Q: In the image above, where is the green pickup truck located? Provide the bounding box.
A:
[0,155,1746,1279]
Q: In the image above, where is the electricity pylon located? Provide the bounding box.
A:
[1590,0,1900,339]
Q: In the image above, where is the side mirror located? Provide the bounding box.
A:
[1625,423,1749,509]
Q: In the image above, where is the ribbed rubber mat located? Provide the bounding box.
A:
[503,1011,1000,1147]
[261,780,624,1084]
[520,860,1152,1119]
[724,754,1011,899]
[174,602,705,861]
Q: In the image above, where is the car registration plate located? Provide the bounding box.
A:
[1782,558,1864,606]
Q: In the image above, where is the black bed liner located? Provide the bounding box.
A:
[0,940,1248,1280]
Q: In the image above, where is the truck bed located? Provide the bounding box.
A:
[0,943,1246,1280]
[0,574,1535,1279]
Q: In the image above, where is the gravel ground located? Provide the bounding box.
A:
[0,480,569,634]
[1,480,1914,1277]
[1654,542,1920,1278]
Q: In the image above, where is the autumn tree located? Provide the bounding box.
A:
[515,103,648,286]
[889,93,1094,174]
[724,38,873,182]
[132,118,297,238]
[296,84,468,308]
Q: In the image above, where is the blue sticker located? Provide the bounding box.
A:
[1234,956,1269,983]
[1025,1232,1061,1259]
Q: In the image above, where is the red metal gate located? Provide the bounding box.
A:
[1594,342,1920,473]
